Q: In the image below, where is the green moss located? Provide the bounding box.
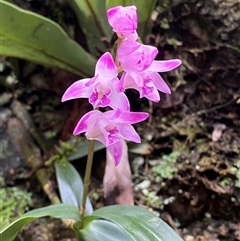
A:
[231,160,240,188]
[219,177,232,187]
[152,151,180,181]
[0,186,31,230]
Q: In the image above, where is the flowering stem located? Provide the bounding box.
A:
[80,139,95,218]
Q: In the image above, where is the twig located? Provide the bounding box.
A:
[178,90,239,124]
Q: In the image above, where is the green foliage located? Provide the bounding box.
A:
[55,161,93,215]
[0,186,31,230]
[142,189,162,208]
[0,204,81,241]
[0,0,156,78]
[67,139,105,161]
[1,204,184,241]
[45,139,105,165]
[160,18,170,29]
[219,177,232,187]
[0,0,96,77]
[85,205,184,241]
[79,219,132,241]
[152,151,180,181]
[68,0,112,55]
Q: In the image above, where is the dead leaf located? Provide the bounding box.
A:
[201,178,231,194]
[128,142,153,155]
[103,139,134,205]
[203,231,220,241]
[212,124,226,142]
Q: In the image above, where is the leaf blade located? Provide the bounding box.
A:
[68,140,105,161]
[68,0,112,55]
[79,219,133,241]
[88,205,184,241]
[0,204,80,241]
[0,0,96,76]
[55,161,93,215]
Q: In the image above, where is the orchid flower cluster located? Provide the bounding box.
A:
[62,5,182,165]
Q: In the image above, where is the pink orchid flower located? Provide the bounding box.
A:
[107,5,138,40]
[73,109,149,165]
[62,52,130,111]
[118,39,182,102]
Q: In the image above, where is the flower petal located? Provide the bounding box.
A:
[136,44,158,71]
[105,124,121,146]
[109,88,130,111]
[61,78,92,102]
[148,59,182,72]
[139,77,160,102]
[118,39,140,58]
[89,82,112,108]
[107,6,122,26]
[73,110,101,135]
[101,109,119,121]
[123,30,138,40]
[140,85,160,102]
[128,71,144,87]
[112,17,137,34]
[116,123,141,143]
[147,71,171,94]
[95,52,117,79]
[107,6,138,37]
[88,118,109,145]
[117,111,149,124]
[103,109,149,125]
[107,141,123,166]
[120,5,138,30]
[118,40,157,71]
[119,72,139,91]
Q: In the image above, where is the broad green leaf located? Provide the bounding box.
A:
[106,0,157,40]
[68,140,105,161]
[0,0,96,76]
[86,205,184,241]
[78,220,132,241]
[55,161,93,215]
[68,0,112,55]
[0,204,80,241]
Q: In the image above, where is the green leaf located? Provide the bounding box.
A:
[78,220,133,241]
[55,161,93,215]
[0,0,96,76]
[0,204,81,241]
[86,205,184,241]
[68,140,105,161]
[106,0,157,40]
[68,0,112,55]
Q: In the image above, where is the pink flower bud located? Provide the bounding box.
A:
[107,5,138,40]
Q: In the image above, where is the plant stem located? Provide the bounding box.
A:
[81,139,95,218]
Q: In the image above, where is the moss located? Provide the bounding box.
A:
[231,160,240,188]
[0,186,31,230]
[152,151,180,181]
